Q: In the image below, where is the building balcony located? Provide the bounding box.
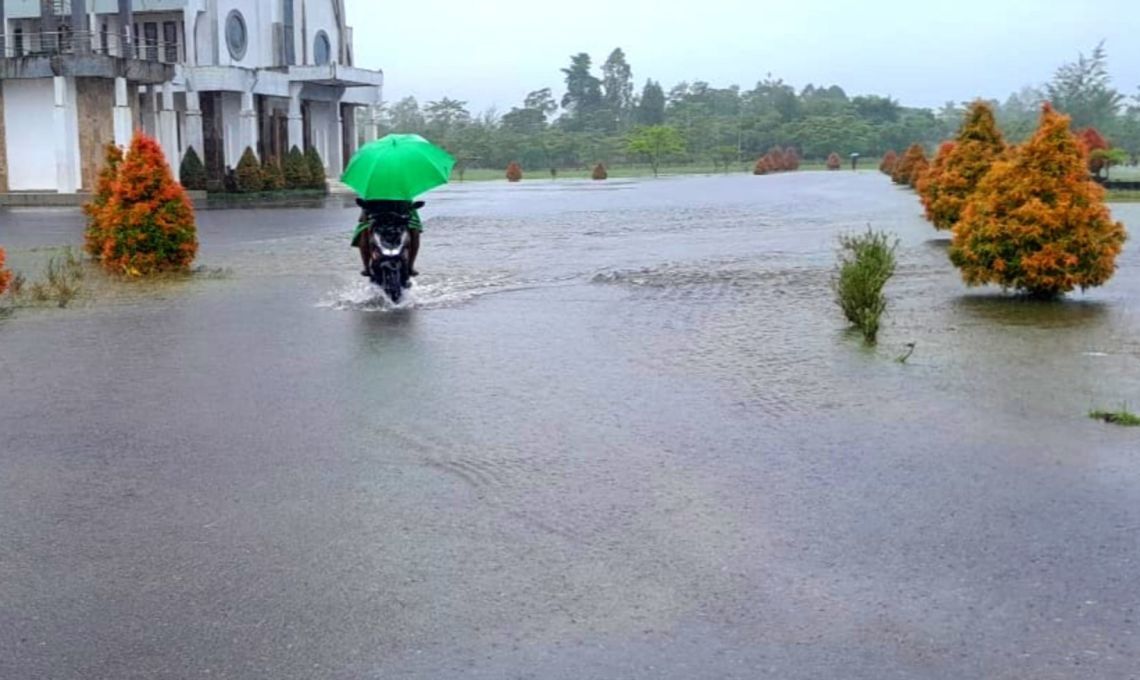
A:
[0,31,174,84]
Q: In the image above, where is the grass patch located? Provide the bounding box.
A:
[834,228,898,345]
[1107,189,1140,202]
[1089,406,1140,427]
[20,248,85,308]
[450,160,883,183]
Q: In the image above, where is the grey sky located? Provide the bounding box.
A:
[347,0,1140,113]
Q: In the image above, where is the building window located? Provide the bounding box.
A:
[144,22,158,61]
[314,30,331,66]
[225,10,248,61]
[100,23,108,54]
[13,28,24,57]
[163,21,179,62]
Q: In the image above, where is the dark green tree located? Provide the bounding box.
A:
[560,53,603,131]
[235,147,264,193]
[1046,41,1124,131]
[179,146,207,191]
[601,47,634,131]
[304,146,326,191]
[636,79,666,126]
[283,145,311,189]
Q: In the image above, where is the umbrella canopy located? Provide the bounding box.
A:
[341,134,455,201]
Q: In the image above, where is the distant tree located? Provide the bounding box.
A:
[179,146,207,191]
[506,161,523,182]
[1077,127,1110,176]
[601,47,635,130]
[283,145,311,189]
[389,96,426,132]
[560,53,603,130]
[712,145,738,172]
[826,152,841,170]
[852,95,901,125]
[627,125,685,177]
[919,101,1007,230]
[425,97,471,139]
[500,107,548,135]
[524,88,559,119]
[879,149,898,175]
[304,147,327,191]
[592,163,608,180]
[636,79,666,126]
[950,103,1127,298]
[235,147,264,193]
[1092,148,1129,179]
[1046,41,1124,131]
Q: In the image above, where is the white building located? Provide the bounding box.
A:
[0,0,383,194]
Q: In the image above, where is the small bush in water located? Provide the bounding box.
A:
[592,163,608,180]
[834,229,898,344]
[0,246,11,296]
[826,152,842,170]
[506,162,523,182]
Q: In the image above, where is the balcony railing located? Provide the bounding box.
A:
[2,30,183,63]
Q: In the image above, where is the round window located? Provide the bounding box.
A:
[314,31,331,66]
[225,10,247,60]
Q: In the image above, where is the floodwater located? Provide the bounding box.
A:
[1,173,1139,679]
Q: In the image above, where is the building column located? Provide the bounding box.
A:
[54,77,79,193]
[239,91,258,158]
[329,99,344,176]
[287,83,303,152]
[184,90,204,158]
[113,77,133,147]
[159,82,179,178]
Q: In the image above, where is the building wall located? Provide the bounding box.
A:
[0,85,7,192]
[214,0,266,68]
[2,78,58,191]
[302,0,338,65]
[76,77,116,192]
[220,89,241,166]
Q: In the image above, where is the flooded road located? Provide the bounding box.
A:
[2,173,1139,679]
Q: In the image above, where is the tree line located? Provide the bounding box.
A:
[363,42,1140,173]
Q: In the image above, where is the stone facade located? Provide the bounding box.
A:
[77,77,116,192]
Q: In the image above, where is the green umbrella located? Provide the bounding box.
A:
[341,134,456,201]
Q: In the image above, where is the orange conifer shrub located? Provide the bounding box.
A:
[84,131,198,276]
[83,142,125,258]
[592,163,608,180]
[907,155,929,188]
[919,101,1006,230]
[0,247,11,296]
[753,156,771,175]
[892,143,926,185]
[767,147,786,171]
[1078,127,1109,176]
[949,104,1127,298]
[783,147,801,171]
[826,152,841,170]
[917,141,956,223]
[506,162,523,182]
[879,150,898,175]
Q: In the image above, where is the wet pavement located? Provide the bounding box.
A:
[2,173,1139,679]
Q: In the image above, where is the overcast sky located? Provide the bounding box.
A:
[347,0,1140,114]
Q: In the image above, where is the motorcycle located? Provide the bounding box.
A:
[357,199,422,304]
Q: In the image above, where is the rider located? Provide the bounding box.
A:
[352,199,423,277]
